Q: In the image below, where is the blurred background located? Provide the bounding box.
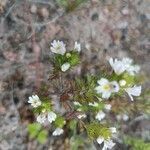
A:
[0,0,150,150]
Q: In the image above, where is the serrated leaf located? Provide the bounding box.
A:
[37,130,48,144]
[86,123,111,139]
[54,116,66,128]
[122,73,135,86]
[28,123,42,139]
[68,51,80,66]
[53,54,67,69]
[69,120,77,131]
[74,75,98,103]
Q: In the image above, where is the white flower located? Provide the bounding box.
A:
[102,140,116,150]
[52,128,64,136]
[109,127,117,134]
[47,111,57,123]
[122,58,134,70]
[74,41,81,52]
[122,57,133,65]
[95,78,119,99]
[37,113,46,124]
[50,40,66,55]
[95,111,106,121]
[73,101,82,106]
[28,95,41,108]
[97,138,116,150]
[89,102,98,107]
[122,58,140,75]
[122,114,129,121]
[125,86,142,101]
[104,104,112,110]
[77,114,86,119]
[109,57,140,76]
[127,65,140,75]
[109,58,126,75]
[36,111,57,124]
[61,63,70,72]
[119,80,126,86]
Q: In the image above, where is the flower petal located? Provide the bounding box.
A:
[97,78,109,85]
[97,137,104,144]
[61,63,70,72]
[52,128,64,136]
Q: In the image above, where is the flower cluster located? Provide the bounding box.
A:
[28,40,143,149]
[36,111,56,124]
[95,57,142,101]
[109,57,140,76]
[50,40,81,72]
[28,95,65,136]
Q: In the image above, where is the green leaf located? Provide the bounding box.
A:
[28,123,42,139]
[122,73,135,86]
[69,120,77,131]
[70,135,84,150]
[42,100,52,112]
[37,130,48,144]
[67,51,80,66]
[53,54,67,69]
[54,116,66,128]
[53,52,80,71]
[74,75,98,103]
[56,0,68,8]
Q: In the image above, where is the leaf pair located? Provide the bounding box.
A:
[28,123,48,144]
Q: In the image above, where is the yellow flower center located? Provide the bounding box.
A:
[103,84,111,91]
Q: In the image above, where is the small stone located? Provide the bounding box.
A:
[0,0,6,13]
[85,43,91,50]
[145,13,150,20]
[117,21,128,29]
[112,30,122,45]
[122,8,129,15]
[30,5,37,14]
[91,13,99,21]
[39,7,49,18]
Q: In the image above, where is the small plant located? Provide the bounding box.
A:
[56,0,88,12]
[124,136,150,150]
[28,40,142,149]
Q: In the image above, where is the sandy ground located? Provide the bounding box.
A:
[0,0,150,149]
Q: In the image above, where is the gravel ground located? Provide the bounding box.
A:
[0,0,150,150]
